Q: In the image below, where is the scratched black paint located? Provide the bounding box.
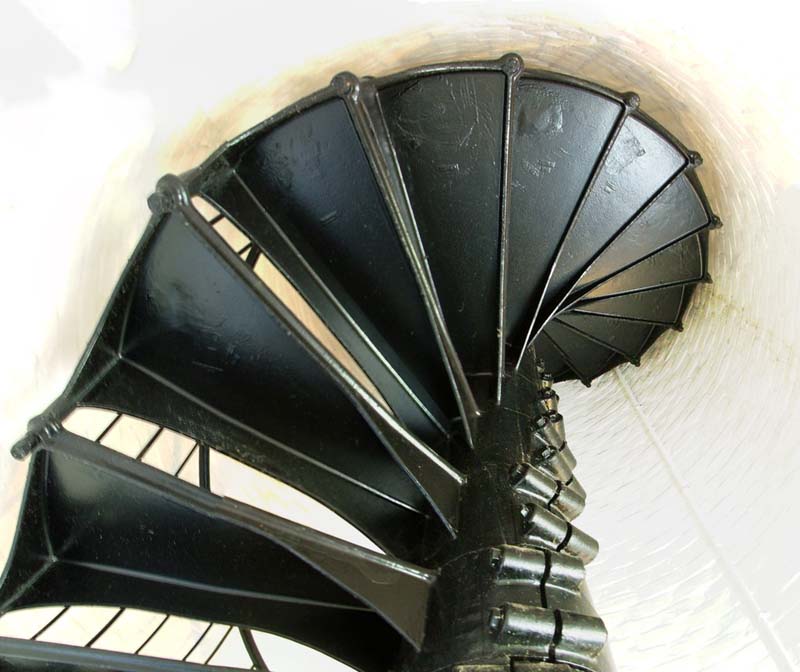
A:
[2,57,717,672]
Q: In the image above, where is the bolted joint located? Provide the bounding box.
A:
[547,413,566,443]
[488,606,506,634]
[489,603,607,668]
[522,504,598,563]
[510,463,585,521]
[623,91,640,110]
[529,445,573,483]
[331,71,361,102]
[687,150,704,168]
[531,415,563,450]
[147,190,174,215]
[491,545,586,590]
[501,52,525,77]
[149,174,192,216]
[489,603,552,652]
[537,389,559,415]
[511,463,558,502]
[11,412,64,460]
[537,373,554,392]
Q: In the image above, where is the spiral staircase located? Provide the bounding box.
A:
[0,55,717,671]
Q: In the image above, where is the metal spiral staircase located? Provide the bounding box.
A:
[0,54,717,672]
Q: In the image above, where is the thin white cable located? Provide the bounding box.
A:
[613,366,796,672]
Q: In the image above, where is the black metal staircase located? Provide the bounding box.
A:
[0,54,717,672]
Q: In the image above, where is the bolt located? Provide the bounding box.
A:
[688,150,704,167]
[147,191,174,215]
[331,72,359,101]
[623,92,640,110]
[488,607,505,634]
[509,463,528,485]
[489,547,503,569]
[501,52,524,76]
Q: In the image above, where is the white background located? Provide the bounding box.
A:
[0,1,799,670]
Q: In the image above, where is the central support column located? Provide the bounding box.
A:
[407,362,612,672]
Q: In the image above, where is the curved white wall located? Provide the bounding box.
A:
[1,2,798,670]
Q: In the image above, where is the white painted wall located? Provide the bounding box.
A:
[1,1,798,670]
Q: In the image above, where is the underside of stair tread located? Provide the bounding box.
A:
[196,59,712,396]
[555,312,654,363]
[2,55,717,672]
[574,284,689,327]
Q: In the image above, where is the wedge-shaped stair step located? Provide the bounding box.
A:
[532,113,688,336]
[378,68,506,379]
[200,164,448,444]
[573,285,687,327]
[13,196,463,557]
[0,432,436,671]
[206,76,487,442]
[196,93,454,443]
[529,331,572,381]
[582,232,707,301]
[555,313,655,365]
[574,171,711,292]
[507,75,625,362]
[2,58,719,672]
[535,322,622,386]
